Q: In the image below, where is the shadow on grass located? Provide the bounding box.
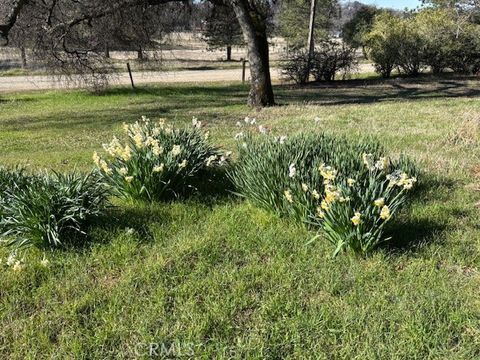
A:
[382,175,455,253]
[63,171,235,250]
[190,167,236,206]
[55,206,165,250]
[94,83,248,99]
[0,83,249,131]
[6,74,479,132]
[275,74,480,106]
[182,66,218,71]
[0,96,36,104]
[384,217,446,252]
[93,205,172,243]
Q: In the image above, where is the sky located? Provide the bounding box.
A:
[357,0,423,9]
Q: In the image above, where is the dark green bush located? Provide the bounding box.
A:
[0,170,109,249]
[365,8,480,77]
[449,25,480,75]
[364,12,402,78]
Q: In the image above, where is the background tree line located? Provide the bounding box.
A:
[1,1,478,106]
[365,2,480,78]
[283,0,480,83]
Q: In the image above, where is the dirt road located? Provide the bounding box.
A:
[0,63,375,92]
[0,68,276,92]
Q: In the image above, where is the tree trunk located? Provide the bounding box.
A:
[226,45,232,61]
[104,43,110,58]
[231,1,275,107]
[20,46,27,68]
[0,0,29,46]
[306,0,317,81]
[137,48,144,61]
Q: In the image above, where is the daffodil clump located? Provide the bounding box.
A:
[230,129,418,256]
[94,116,227,202]
[0,169,108,250]
[306,155,417,257]
[230,130,393,221]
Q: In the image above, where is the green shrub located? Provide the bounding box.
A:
[94,117,227,202]
[415,8,457,74]
[364,12,403,78]
[342,4,379,51]
[229,129,417,256]
[366,8,480,77]
[0,171,108,249]
[449,23,480,75]
[395,18,424,76]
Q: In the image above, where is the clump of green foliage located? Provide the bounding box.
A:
[229,130,381,220]
[342,3,379,51]
[363,12,405,78]
[0,169,108,249]
[94,116,228,202]
[229,129,418,256]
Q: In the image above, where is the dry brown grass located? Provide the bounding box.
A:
[447,112,480,146]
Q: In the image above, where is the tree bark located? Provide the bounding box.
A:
[306,0,317,81]
[226,45,232,61]
[231,0,275,107]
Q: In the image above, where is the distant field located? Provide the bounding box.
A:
[1,77,480,358]
[0,32,288,77]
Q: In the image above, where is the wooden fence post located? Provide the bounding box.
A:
[242,59,247,84]
[127,62,135,89]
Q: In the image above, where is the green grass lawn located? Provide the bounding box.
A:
[1,77,480,358]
